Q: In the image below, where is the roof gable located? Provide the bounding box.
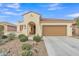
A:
[22,11,40,16]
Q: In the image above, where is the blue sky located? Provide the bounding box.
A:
[0,3,79,23]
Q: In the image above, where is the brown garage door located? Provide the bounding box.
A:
[43,25,67,36]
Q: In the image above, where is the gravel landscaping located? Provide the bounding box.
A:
[0,39,48,56]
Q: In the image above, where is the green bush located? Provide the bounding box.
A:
[18,34,28,42]
[22,44,32,50]
[7,33,16,40]
[0,39,8,45]
[21,50,32,56]
[0,33,16,45]
[33,35,42,42]
[1,35,8,39]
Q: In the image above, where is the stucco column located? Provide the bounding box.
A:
[36,23,42,36]
[40,25,42,36]
[67,24,72,36]
[22,25,28,36]
[4,25,7,35]
[16,25,19,35]
[17,24,22,35]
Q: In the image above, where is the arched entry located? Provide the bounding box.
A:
[28,22,36,35]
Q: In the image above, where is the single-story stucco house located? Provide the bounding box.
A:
[17,12,74,36]
[0,22,17,35]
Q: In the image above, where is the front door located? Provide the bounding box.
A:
[28,22,36,35]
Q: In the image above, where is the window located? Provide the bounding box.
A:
[7,25,17,31]
[20,25,23,31]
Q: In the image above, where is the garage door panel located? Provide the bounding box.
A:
[43,25,66,36]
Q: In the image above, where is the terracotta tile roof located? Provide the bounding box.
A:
[0,22,16,26]
[40,18,74,23]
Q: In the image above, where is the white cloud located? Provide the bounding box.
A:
[4,12,18,15]
[6,3,20,9]
[67,13,79,17]
[49,3,59,7]
[0,3,22,13]
[0,4,22,16]
[48,3,64,11]
[5,3,23,12]
[0,11,20,15]
[48,6,62,10]
[16,9,23,11]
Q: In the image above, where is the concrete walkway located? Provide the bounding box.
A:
[44,36,79,56]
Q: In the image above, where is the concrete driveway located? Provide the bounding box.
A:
[44,36,79,56]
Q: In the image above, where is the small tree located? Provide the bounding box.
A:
[76,17,79,27]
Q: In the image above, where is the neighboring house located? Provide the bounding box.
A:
[72,19,79,36]
[0,22,17,35]
[17,12,73,36]
[75,26,79,36]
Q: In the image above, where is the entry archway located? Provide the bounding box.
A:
[28,22,36,35]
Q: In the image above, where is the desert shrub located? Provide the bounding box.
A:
[21,50,32,56]
[18,34,28,42]
[0,35,8,45]
[22,44,32,50]
[0,39,9,45]
[1,35,8,39]
[7,33,16,40]
[33,35,42,42]
[0,33,16,45]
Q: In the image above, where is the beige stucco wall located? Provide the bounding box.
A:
[23,12,41,36]
[17,12,42,36]
[4,26,17,35]
[75,26,79,36]
[41,23,72,36]
[0,24,16,35]
[17,22,24,35]
[17,12,72,36]
[0,24,7,35]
